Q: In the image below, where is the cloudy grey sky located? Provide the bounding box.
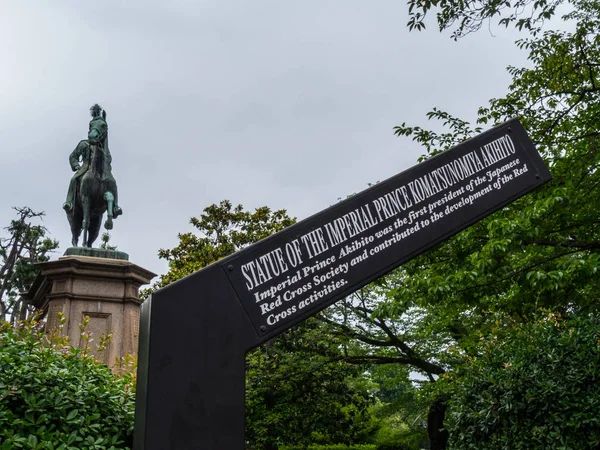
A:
[0,1,528,278]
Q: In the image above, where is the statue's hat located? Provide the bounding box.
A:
[89,104,107,125]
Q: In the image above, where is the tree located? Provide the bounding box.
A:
[390,0,600,339]
[374,0,600,445]
[149,200,295,291]
[323,279,448,379]
[368,364,430,450]
[319,274,454,448]
[246,318,378,450]
[0,207,58,324]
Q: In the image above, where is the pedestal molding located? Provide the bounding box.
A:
[25,254,156,367]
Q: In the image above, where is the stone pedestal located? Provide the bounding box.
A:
[27,255,156,366]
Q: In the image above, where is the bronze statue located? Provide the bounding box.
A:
[64,104,122,247]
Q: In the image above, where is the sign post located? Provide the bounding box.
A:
[134,119,551,449]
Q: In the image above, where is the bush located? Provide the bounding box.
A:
[0,318,135,450]
[448,313,600,449]
[373,422,422,450]
[309,446,377,450]
[280,445,377,450]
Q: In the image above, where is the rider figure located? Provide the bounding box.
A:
[63,105,122,217]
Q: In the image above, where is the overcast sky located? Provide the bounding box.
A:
[0,1,529,280]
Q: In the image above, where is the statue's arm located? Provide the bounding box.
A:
[69,141,86,171]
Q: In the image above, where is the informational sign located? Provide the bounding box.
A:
[134,118,551,450]
[223,119,551,337]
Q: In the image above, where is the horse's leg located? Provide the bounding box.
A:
[68,211,81,247]
[112,181,122,217]
[82,195,90,247]
[104,191,114,230]
[75,201,84,246]
[88,213,102,247]
[69,181,82,247]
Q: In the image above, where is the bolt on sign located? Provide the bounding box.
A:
[134,119,551,449]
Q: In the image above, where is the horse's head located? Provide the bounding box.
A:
[88,104,108,145]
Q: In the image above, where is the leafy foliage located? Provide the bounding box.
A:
[389,0,600,343]
[149,199,295,291]
[368,365,429,450]
[388,0,600,445]
[246,319,378,449]
[324,279,448,378]
[281,445,377,450]
[447,313,600,449]
[405,0,566,38]
[0,317,135,450]
[309,446,377,450]
[0,207,58,324]
[99,232,118,251]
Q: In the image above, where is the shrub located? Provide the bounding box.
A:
[281,445,378,450]
[309,445,377,450]
[0,318,135,450]
[279,445,377,450]
[448,313,600,449]
[373,422,422,450]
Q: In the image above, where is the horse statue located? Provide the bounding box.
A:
[63,104,122,248]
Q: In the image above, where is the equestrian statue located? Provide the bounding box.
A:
[64,104,122,247]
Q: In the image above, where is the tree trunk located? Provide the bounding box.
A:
[428,397,449,450]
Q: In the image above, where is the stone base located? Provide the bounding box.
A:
[64,247,129,261]
[26,255,155,367]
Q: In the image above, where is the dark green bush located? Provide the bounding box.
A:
[309,445,377,450]
[0,319,135,450]
[448,313,600,449]
[373,422,422,450]
[281,445,377,450]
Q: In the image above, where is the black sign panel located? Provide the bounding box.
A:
[223,119,551,338]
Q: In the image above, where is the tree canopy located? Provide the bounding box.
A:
[386,0,600,446]
[0,207,58,325]
[390,0,600,337]
[149,200,295,291]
